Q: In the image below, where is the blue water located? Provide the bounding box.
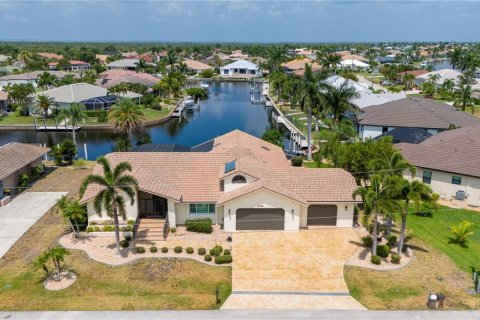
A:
[0,82,274,160]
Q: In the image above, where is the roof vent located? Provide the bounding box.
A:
[224,160,236,173]
[261,146,270,151]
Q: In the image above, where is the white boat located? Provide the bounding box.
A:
[200,82,210,90]
[184,96,195,106]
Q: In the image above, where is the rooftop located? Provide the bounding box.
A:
[0,143,50,180]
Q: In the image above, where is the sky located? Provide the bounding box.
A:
[0,0,479,43]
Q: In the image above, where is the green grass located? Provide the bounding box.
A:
[407,205,480,272]
[81,107,173,125]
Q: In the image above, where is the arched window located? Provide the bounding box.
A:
[232,175,247,184]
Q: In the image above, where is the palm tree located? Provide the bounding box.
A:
[37,72,57,89]
[323,82,360,126]
[353,174,401,255]
[453,84,479,113]
[447,47,463,70]
[395,178,434,254]
[34,246,70,281]
[57,195,86,238]
[80,157,138,254]
[108,98,146,136]
[34,94,55,129]
[318,53,342,74]
[57,103,85,149]
[440,78,455,98]
[402,74,415,90]
[135,59,148,73]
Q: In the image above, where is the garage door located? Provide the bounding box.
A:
[236,208,285,230]
[307,205,337,226]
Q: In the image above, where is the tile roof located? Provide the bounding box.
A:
[398,70,429,77]
[397,126,480,178]
[358,97,480,129]
[80,130,359,205]
[98,70,159,88]
[0,71,70,81]
[183,59,213,71]
[282,58,321,71]
[37,52,64,60]
[0,143,50,180]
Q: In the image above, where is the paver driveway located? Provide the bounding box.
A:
[222,228,366,310]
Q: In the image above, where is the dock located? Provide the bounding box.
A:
[171,98,187,118]
[35,125,80,132]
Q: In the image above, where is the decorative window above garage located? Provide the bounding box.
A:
[232,175,247,183]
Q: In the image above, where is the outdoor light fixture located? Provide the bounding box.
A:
[228,209,231,216]
[345,205,348,211]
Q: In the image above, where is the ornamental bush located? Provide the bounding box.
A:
[291,156,303,167]
[186,247,194,254]
[371,255,381,265]
[120,240,130,248]
[209,245,223,257]
[136,246,145,254]
[150,246,158,253]
[204,254,212,262]
[174,246,182,253]
[185,218,213,234]
[223,249,231,256]
[198,248,206,255]
[391,253,401,264]
[215,255,232,264]
[161,247,168,253]
[386,235,397,247]
[376,244,390,258]
[362,236,373,247]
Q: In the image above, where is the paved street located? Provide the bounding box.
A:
[0,192,67,259]
[1,310,479,320]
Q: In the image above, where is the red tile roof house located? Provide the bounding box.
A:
[397,126,480,207]
[97,70,160,88]
[80,130,360,237]
[48,60,92,72]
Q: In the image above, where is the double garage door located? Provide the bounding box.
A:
[236,208,285,230]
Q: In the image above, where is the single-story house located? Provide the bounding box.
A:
[97,70,160,88]
[374,127,433,144]
[106,59,155,71]
[358,97,480,140]
[282,58,322,76]
[205,52,230,62]
[0,142,50,198]
[220,60,261,78]
[0,71,71,89]
[80,130,360,233]
[95,54,110,65]
[339,59,370,69]
[37,52,64,61]
[183,59,214,74]
[229,50,249,60]
[414,69,463,87]
[48,60,91,72]
[38,83,141,110]
[0,91,10,111]
[397,126,480,206]
[397,70,429,82]
[341,54,368,62]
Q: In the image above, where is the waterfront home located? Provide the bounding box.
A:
[106,58,155,71]
[340,54,368,62]
[80,130,360,234]
[414,69,463,87]
[358,97,480,140]
[48,60,91,72]
[338,59,369,70]
[281,58,321,76]
[398,126,480,206]
[0,71,71,89]
[182,59,214,75]
[38,83,141,110]
[0,142,50,201]
[220,60,261,78]
[97,70,160,88]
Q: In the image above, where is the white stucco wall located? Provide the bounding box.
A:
[405,167,480,206]
[174,203,218,225]
[87,190,138,223]
[221,189,303,232]
[223,173,256,192]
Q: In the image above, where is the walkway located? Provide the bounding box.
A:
[0,191,67,259]
[222,229,365,310]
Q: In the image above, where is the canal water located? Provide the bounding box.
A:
[0,82,275,160]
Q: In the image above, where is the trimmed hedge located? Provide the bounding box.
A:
[371,255,381,265]
[215,255,232,264]
[186,247,194,254]
[150,246,158,253]
[223,249,231,256]
[161,247,168,253]
[185,218,213,234]
[361,236,373,247]
[136,246,145,254]
[209,245,223,257]
[170,227,176,233]
[291,156,303,167]
[386,235,397,247]
[174,246,182,253]
[198,247,206,255]
[377,244,390,258]
[120,239,130,248]
[204,254,212,262]
[391,253,401,264]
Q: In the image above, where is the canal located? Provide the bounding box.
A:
[0,82,275,160]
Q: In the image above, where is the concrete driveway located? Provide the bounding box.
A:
[222,228,366,310]
[0,192,67,259]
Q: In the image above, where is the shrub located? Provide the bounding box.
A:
[391,253,401,264]
[449,220,474,245]
[198,248,206,255]
[201,69,215,78]
[124,235,132,242]
[413,202,436,217]
[186,247,194,254]
[31,165,43,177]
[362,236,373,247]
[174,246,182,253]
[150,246,158,253]
[59,140,77,165]
[386,235,397,247]
[121,225,133,232]
[402,244,408,253]
[161,247,168,253]
[136,246,145,254]
[103,225,115,232]
[215,255,233,264]
[170,227,176,233]
[204,254,212,262]
[291,156,303,167]
[376,244,390,258]
[127,219,135,226]
[73,158,87,169]
[223,249,231,256]
[185,218,213,234]
[87,226,101,232]
[120,240,130,248]
[261,129,283,147]
[17,173,30,188]
[371,255,381,265]
[209,245,223,256]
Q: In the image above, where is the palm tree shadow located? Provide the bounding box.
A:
[403,236,429,253]
[447,237,469,248]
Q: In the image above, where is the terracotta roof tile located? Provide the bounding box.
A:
[0,143,50,180]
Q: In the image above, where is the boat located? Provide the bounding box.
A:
[200,82,210,91]
[184,96,195,107]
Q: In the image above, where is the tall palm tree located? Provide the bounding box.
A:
[108,98,146,137]
[57,195,86,238]
[58,103,85,147]
[447,47,464,71]
[34,94,55,129]
[353,175,401,255]
[395,178,434,254]
[38,72,58,89]
[80,157,138,254]
[453,84,479,113]
[402,74,415,90]
[323,82,360,126]
[135,59,148,73]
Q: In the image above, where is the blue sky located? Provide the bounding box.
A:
[0,1,479,42]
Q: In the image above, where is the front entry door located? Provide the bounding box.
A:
[152,198,167,218]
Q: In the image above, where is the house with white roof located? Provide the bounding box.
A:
[220,60,261,78]
[339,60,370,70]
[414,69,463,87]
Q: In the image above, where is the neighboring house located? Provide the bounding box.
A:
[0,91,10,111]
[229,50,249,60]
[0,142,50,199]
[205,52,230,62]
[358,97,480,140]
[397,126,480,206]
[0,55,9,63]
[80,130,360,233]
[281,58,322,76]
[95,54,110,65]
[220,60,261,78]
[0,71,70,89]
[414,68,463,87]
[341,54,368,62]
[38,83,141,110]
[48,60,91,72]
[374,127,433,144]
[339,59,369,69]
[182,59,214,74]
[397,70,429,82]
[377,55,396,63]
[97,70,160,88]
[106,59,155,71]
[37,52,64,60]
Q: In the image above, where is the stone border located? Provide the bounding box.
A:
[345,246,414,271]
[44,272,76,291]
